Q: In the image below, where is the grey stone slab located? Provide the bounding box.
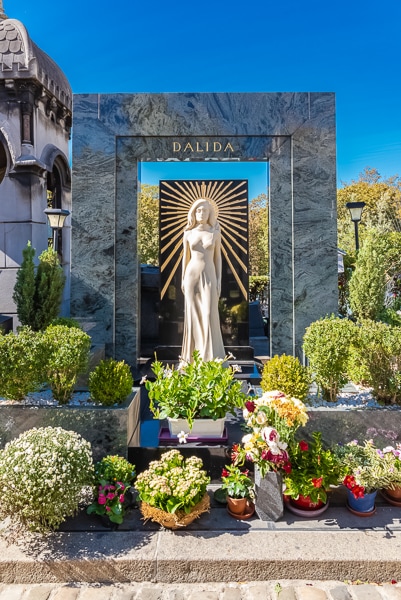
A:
[0,390,140,461]
[72,92,337,367]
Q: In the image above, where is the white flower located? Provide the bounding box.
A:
[140,375,147,385]
[231,364,242,373]
[177,431,189,444]
[256,411,267,425]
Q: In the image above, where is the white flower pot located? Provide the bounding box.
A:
[167,417,225,438]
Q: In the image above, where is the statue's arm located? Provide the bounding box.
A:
[214,230,222,297]
[182,231,189,293]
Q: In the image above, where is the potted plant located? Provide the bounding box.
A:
[88,358,134,406]
[376,444,401,505]
[135,449,210,529]
[283,431,342,514]
[87,455,136,527]
[143,350,247,438]
[0,426,94,533]
[232,389,308,521]
[335,439,385,515]
[221,464,255,518]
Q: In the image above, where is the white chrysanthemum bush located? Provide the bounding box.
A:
[0,426,94,533]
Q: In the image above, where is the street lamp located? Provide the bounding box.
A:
[346,201,365,251]
[44,208,70,253]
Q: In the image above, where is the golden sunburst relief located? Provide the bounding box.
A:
[159,179,248,300]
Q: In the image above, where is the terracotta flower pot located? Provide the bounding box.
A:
[226,497,248,515]
[385,486,401,501]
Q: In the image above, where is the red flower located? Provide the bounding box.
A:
[282,462,292,473]
[231,444,240,462]
[245,400,256,413]
[343,475,356,489]
[221,469,229,478]
[299,440,309,451]
[312,477,323,488]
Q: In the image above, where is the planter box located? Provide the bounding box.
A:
[167,417,226,438]
[0,389,141,462]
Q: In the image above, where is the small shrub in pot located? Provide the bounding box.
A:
[89,358,133,406]
[41,325,91,404]
[261,353,311,402]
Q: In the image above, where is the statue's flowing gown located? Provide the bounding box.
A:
[181,228,225,363]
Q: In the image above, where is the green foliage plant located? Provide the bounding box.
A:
[13,244,65,331]
[349,231,387,322]
[135,449,210,514]
[50,317,83,329]
[0,426,94,533]
[249,275,269,302]
[32,248,66,330]
[88,358,133,406]
[350,319,401,404]
[261,354,312,402]
[87,455,136,525]
[283,432,342,504]
[0,327,44,400]
[334,439,386,496]
[144,350,248,429]
[221,464,254,500]
[302,315,358,401]
[12,241,36,328]
[41,325,91,404]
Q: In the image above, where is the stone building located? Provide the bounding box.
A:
[0,1,72,326]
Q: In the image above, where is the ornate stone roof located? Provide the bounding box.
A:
[0,18,71,110]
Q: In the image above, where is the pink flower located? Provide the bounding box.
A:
[98,494,107,505]
[119,494,125,503]
[105,506,111,512]
[106,493,115,500]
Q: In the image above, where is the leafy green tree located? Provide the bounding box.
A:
[349,231,387,321]
[338,167,401,256]
[33,248,65,330]
[12,241,36,327]
[249,193,268,276]
[138,184,159,265]
[12,243,65,331]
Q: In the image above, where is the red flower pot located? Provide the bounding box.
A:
[290,494,325,511]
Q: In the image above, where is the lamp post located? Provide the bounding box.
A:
[44,208,70,253]
[346,201,365,251]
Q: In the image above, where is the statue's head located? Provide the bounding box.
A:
[187,198,218,230]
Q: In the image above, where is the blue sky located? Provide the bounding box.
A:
[8,0,401,194]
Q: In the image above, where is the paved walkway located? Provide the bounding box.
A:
[1,581,401,599]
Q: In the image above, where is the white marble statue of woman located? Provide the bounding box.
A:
[181,198,226,363]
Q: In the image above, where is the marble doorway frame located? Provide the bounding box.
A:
[71,93,338,370]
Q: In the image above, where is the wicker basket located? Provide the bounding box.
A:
[139,492,210,529]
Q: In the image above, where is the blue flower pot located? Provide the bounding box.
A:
[347,489,377,514]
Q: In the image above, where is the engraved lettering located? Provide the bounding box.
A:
[173,142,181,152]
[213,142,222,152]
[184,142,194,152]
[195,142,204,152]
[224,142,234,152]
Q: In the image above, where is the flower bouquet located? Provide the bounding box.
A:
[234,390,309,477]
[283,431,342,508]
[86,455,136,526]
[135,449,211,529]
[232,389,309,521]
